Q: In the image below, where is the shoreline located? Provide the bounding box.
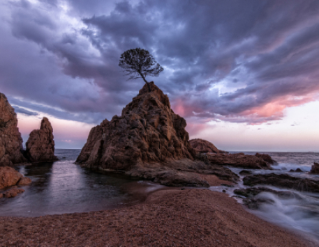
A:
[0,188,316,246]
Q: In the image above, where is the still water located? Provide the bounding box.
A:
[0,149,162,217]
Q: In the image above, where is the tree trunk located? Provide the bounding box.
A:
[139,72,151,92]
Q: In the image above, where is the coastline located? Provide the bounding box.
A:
[0,188,316,247]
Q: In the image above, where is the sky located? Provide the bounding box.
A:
[0,0,319,151]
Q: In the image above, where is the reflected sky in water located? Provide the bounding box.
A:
[0,149,152,217]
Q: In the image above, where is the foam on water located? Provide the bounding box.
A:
[211,152,319,242]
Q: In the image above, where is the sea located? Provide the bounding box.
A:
[0,150,318,242]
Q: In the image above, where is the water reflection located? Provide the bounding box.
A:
[0,149,161,217]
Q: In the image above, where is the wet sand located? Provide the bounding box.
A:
[0,188,315,247]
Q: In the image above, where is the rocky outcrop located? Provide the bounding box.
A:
[243,173,319,193]
[202,152,272,169]
[255,153,277,165]
[189,138,220,154]
[77,82,238,186]
[0,93,26,166]
[25,117,58,162]
[0,166,31,189]
[310,162,319,174]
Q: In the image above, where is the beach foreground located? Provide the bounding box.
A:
[0,188,315,247]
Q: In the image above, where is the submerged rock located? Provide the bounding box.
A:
[25,117,58,162]
[310,162,319,174]
[77,82,238,186]
[0,166,32,190]
[239,170,252,176]
[2,186,25,198]
[0,93,26,166]
[243,173,319,193]
[234,187,302,209]
[289,168,302,173]
[189,138,220,154]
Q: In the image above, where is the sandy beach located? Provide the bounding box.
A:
[0,188,316,247]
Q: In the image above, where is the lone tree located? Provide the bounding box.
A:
[119,48,164,91]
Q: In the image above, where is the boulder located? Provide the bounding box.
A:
[77,82,238,186]
[0,166,22,189]
[255,153,277,165]
[3,186,24,198]
[0,93,26,166]
[25,117,58,162]
[204,152,272,169]
[189,138,220,154]
[243,173,319,193]
[0,166,32,189]
[310,162,319,174]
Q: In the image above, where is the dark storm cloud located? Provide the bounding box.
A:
[1,0,319,126]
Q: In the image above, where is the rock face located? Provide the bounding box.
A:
[77,82,239,186]
[310,162,319,174]
[189,138,220,154]
[25,117,58,162]
[0,93,26,166]
[203,152,272,169]
[0,166,31,189]
[243,173,319,193]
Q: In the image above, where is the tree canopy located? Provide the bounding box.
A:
[119,48,164,86]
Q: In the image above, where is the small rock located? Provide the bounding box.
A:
[17,177,32,186]
[3,186,24,198]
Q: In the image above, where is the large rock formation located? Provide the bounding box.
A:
[189,138,220,154]
[77,82,239,186]
[0,93,26,166]
[243,173,319,193]
[0,166,31,189]
[25,117,58,162]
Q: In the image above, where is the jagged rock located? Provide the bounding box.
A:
[0,166,32,189]
[0,93,26,166]
[25,117,58,162]
[243,173,319,193]
[255,153,277,165]
[189,138,220,154]
[204,152,272,169]
[310,162,319,174]
[77,82,238,186]
[3,186,24,198]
